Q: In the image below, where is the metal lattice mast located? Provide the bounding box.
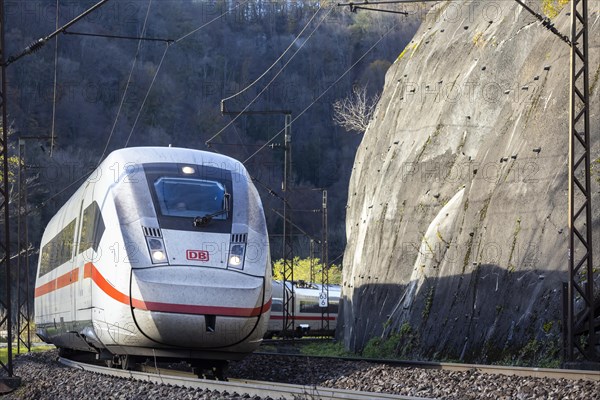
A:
[16,139,31,353]
[321,190,329,331]
[309,240,316,284]
[567,0,597,363]
[0,0,16,380]
[281,114,295,334]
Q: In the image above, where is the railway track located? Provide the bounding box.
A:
[254,351,600,382]
[58,357,431,400]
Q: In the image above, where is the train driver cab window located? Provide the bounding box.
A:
[154,177,229,219]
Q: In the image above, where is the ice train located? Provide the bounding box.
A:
[267,280,340,337]
[34,147,272,371]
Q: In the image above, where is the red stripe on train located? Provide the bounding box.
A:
[36,262,271,317]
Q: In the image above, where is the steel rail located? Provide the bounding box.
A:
[254,352,600,382]
[58,357,431,400]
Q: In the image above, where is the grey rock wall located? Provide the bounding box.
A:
[339,1,599,363]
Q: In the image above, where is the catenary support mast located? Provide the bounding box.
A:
[566,0,597,364]
[0,0,17,384]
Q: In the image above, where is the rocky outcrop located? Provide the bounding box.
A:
[339,1,599,363]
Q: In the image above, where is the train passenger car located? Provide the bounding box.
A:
[267,280,340,337]
[34,147,271,371]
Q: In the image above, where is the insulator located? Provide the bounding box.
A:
[25,39,47,54]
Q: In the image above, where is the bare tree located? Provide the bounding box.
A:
[332,86,380,134]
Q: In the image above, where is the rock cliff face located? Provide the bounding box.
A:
[339,1,599,363]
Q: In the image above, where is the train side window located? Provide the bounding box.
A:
[271,300,283,312]
[39,219,76,277]
[299,301,321,313]
[79,201,105,253]
[299,300,338,314]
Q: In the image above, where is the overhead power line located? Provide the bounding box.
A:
[3,0,112,67]
[513,0,571,45]
[174,0,251,44]
[205,5,333,147]
[100,0,154,163]
[242,22,398,164]
[63,30,173,43]
[337,1,409,15]
[221,4,325,104]
[124,43,170,147]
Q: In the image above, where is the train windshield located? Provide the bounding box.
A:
[154,177,228,219]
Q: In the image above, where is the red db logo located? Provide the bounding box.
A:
[186,250,209,262]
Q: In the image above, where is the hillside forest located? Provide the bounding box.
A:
[3,0,426,269]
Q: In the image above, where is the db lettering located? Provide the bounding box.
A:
[186,250,209,261]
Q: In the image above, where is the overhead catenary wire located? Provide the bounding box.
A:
[173,0,251,44]
[220,4,325,103]
[124,42,170,147]
[205,5,333,147]
[62,31,173,43]
[512,0,571,46]
[242,22,399,164]
[3,0,112,67]
[100,0,154,163]
[124,0,252,147]
[33,0,251,212]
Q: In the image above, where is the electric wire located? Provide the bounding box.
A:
[124,0,251,147]
[34,0,250,212]
[50,0,60,157]
[220,4,324,103]
[124,42,170,147]
[205,5,335,146]
[231,123,251,157]
[4,0,112,67]
[29,173,89,214]
[63,31,173,43]
[243,22,398,164]
[173,0,251,44]
[100,0,153,163]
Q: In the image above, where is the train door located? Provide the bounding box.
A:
[73,183,96,324]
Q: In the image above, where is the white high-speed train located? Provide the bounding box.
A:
[34,147,271,374]
[267,280,340,337]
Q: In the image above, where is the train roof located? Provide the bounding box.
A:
[39,147,249,245]
[98,147,247,172]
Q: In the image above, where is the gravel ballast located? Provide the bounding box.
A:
[2,350,599,399]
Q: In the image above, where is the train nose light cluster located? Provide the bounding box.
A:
[228,243,246,269]
[147,237,168,264]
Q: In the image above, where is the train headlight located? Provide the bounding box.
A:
[146,237,168,264]
[152,250,166,262]
[227,243,246,269]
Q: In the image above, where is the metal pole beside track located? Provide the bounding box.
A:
[282,114,295,335]
[16,139,34,354]
[566,0,597,365]
[0,0,20,388]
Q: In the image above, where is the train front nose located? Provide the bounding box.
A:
[129,266,269,349]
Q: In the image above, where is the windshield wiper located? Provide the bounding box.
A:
[193,193,230,227]
[193,209,228,227]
